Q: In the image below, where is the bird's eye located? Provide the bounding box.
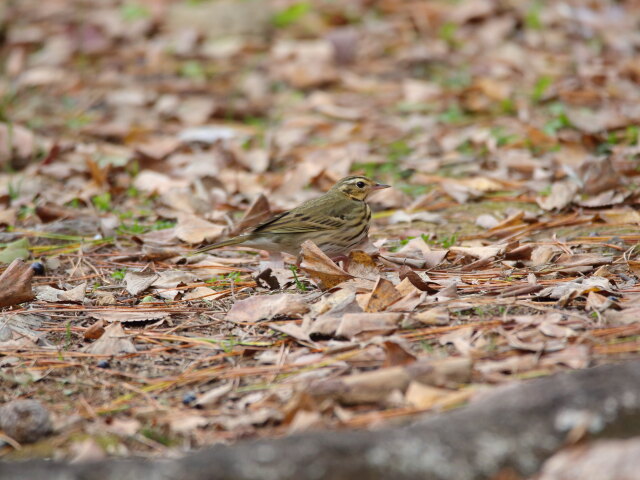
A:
[356,181,365,188]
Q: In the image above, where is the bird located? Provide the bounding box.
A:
[193,175,390,262]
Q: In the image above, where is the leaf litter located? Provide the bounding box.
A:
[1,0,640,467]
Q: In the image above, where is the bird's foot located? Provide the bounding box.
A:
[259,252,285,271]
[331,254,351,271]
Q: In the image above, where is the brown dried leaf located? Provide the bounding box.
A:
[230,194,272,235]
[413,307,450,325]
[531,246,557,266]
[90,311,170,324]
[382,339,417,367]
[35,282,85,303]
[83,320,105,341]
[226,294,309,323]
[124,271,159,296]
[450,244,505,260]
[0,208,17,226]
[194,383,233,408]
[175,213,226,244]
[398,266,438,293]
[585,291,614,313]
[405,382,453,409]
[334,312,403,340]
[82,322,137,355]
[358,277,402,313]
[537,181,579,211]
[539,439,640,480]
[269,322,313,344]
[346,250,380,279]
[0,259,35,308]
[299,240,353,290]
[271,40,337,89]
[309,357,472,405]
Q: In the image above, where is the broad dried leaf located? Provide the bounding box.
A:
[230,193,272,235]
[269,322,313,344]
[124,271,159,296]
[450,244,505,260]
[175,213,226,244]
[83,322,137,355]
[299,240,353,290]
[413,307,450,325]
[334,313,403,340]
[309,357,472,405]
[35,282,85,303]
[539,438,640,480]
[0,259,35,307]
[183,286,218,302]
[358,277,402,313]
[531,246,557,266]
[194,383,233,408]
[226,294,309,323]
[83,320,105,341]
[399,267,438,293]
[537,181,579,211]
[538,276,615,301]
[90,311,170,324]
[405,382,453,409]
[382,339,417,367]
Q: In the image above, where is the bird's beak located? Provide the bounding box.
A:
[372,183,391,191]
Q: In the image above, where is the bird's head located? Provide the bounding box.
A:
[332,175,390,201]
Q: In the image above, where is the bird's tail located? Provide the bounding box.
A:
[189,236,247,256]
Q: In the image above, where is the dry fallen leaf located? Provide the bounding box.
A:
[124,271,159,296]
[309,357,472,405]
[334,312,403,340]
[405,382,453,409]
[0,259,35,308]
[34,282,86,303]
[82,322,137,355]
[226,293,309,323]
[175,213,226,244]
[537,181,579,211]
[90,311,170,324]
[358,277,402,313]
[539,438,640,480]
[299,240,353,290]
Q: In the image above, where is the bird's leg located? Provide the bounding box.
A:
[331,254,351,271]
[259,251,285,271]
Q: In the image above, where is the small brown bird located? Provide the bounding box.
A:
[194,175,390,260]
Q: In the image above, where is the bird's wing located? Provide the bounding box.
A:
[251,209,347,234]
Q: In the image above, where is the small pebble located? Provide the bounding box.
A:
[182,392,197,405]
[0,400,52,443]
[96,360,110,369]
[30,262,45,275]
